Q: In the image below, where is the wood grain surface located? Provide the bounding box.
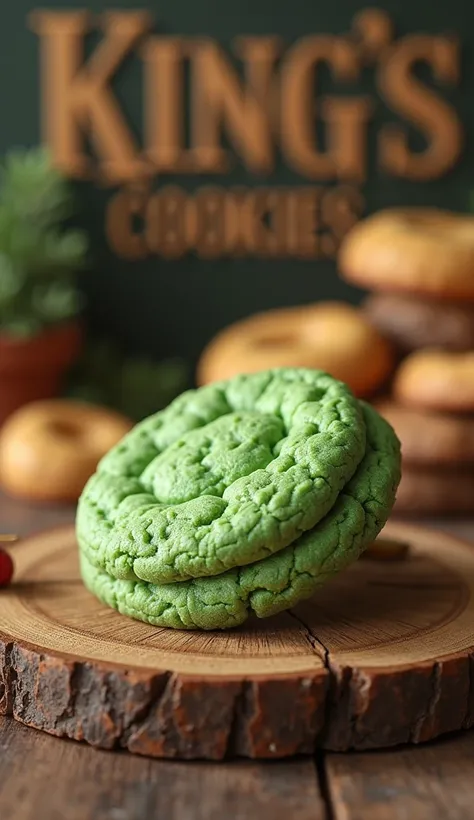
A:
[1,519,474,759]
[1,491,474,819]
[326,731,474,820]
[0,717,325,820]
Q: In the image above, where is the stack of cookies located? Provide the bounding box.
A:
[339,207,474,516]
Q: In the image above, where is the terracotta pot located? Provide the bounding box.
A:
[0,322,82,426]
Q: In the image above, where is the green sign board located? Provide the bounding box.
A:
[0,1,471,367]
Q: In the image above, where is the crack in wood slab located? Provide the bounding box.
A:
[287,610,329,666]
[285,608,474,753]
[2,520,474,759]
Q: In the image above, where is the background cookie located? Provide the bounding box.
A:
[0,400,133,502]
[394,351,474,412]
[197,302,395,398]
[375,401,474,466]
[339,208,474,301]
[394,466,474,516]
[364,293,474,353]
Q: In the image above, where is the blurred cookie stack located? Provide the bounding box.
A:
[339,208,474,516]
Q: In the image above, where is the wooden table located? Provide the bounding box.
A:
[1,490,474,820]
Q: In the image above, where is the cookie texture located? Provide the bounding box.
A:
[364,293,474,354]
[77,369,400,630]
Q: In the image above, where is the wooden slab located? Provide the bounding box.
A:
[1,522,474,760]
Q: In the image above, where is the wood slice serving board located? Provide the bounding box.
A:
[1,522,474,760]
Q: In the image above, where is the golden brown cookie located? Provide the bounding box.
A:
[339,208,474,301]
[394,466,474,516]
[0,400,133,502]
[197,302,395,398]
[375,400,474,466]
[393,351,474,413]
[364,293,474,353]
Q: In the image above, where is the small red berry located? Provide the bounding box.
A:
[0,549,14,586]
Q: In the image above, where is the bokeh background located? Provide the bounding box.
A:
[1,0,472,370]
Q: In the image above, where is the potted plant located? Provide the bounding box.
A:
[67,338,189,421]
[0,147,88,424]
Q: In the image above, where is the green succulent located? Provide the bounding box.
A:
[0,146,88,337]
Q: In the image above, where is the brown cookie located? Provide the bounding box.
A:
[394,351,474,413]
[364,293,474,353]
[197,302,395,398]
[339,208,474,301]
[394,466,474,516]
[375,401,474,466]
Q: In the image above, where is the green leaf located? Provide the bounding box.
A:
[64,339,190,420]
[1,317,43,337]
[0,145,87,334]
[0,255,23,304]
[44,229,88,268]
[0,146,73,227]
[32,281,83,322]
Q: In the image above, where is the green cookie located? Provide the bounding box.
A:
[79,402,400,630]
[77,369,367,583]
[77,368,400,630]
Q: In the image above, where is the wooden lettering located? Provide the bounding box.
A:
[235,36,281,133]
[287,188,320,258]
[271,188,291,256]
[222,188,250,255]
[146,187,187,258]
[30,11,151,181]
[142,38,196,172]
[322,99,372,181]
[320,184,364,255]
[351,8,393,63]
[105,187,148,259]
[240,189,287,256]
[378,36,462,179]
[280,37,369,180]
[188,187,227,258]
[190,38,278,173]
[104,183,365,261]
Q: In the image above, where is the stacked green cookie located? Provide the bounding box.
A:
[77,368,401,630]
